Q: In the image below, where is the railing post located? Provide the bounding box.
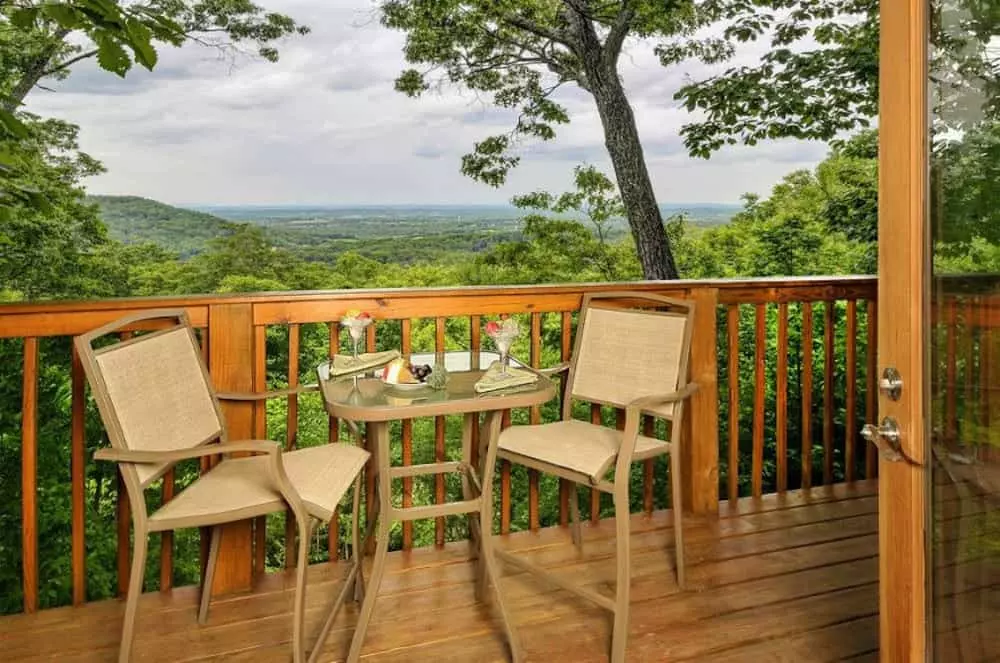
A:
[207,303,256,595]
[683,288,719,515]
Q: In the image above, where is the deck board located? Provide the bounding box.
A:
[1,486,882,662]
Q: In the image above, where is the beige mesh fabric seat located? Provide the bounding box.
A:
[76,309,369,663]
[494,293,697,663]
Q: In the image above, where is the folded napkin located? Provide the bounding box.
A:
[474,361,540,393]
[325,350,401,377]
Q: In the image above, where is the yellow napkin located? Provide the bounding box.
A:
[474,361,539,393]
[325,350,400,377]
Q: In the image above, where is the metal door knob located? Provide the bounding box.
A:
[861,417,903,462]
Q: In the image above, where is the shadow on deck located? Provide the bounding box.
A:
[0,482,880,662]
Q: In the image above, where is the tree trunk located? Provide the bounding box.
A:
[563,4,678,280]
[590,75,678,280]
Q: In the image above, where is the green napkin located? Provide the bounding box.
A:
[324,350,401,377]
[474,361,539,393]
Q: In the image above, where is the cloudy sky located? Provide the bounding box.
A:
[25,0,829,206]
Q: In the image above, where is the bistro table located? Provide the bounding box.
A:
[317,352,556,663]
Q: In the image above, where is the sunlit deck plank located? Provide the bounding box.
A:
[1,485,882,662]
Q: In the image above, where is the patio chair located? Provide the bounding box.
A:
[76,309,369,663]
[492,292,697,663]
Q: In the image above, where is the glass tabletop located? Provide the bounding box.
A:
[318,351,554,422]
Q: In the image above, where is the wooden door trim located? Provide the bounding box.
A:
[878,0,929,659]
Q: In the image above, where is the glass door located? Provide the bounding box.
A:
[929,2,1000,659]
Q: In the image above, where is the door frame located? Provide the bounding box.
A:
[878,0,930,659]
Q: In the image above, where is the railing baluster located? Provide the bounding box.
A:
[71,344,87,605]
[802,303,814,489]
[727,305,740,500]
[401,319,413,550]
[253,325,267,576]
[22,337,39,613]
[962,299,974,441]
[528,313,541,531]
[434,317,446,546]
[823,302,835,485]
[285,324,300,568]
[752,303,766,498]
[364,323,377,553]
[327,321,340,561]
[980,297,990,431]
[160,471,175,591]
[945,300,957,443]
[559,311,571,526]
[865,300,878,479]
[776,302,788,492]
[845,301,857,483]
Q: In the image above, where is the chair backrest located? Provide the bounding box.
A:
[567,293,695,419]
[76,310,225,488]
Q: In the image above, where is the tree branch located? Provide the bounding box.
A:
[604,3,635,65]
[42,48,99,76]
[505,14,575,50]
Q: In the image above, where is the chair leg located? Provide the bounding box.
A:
[670,448,686,589]
[118,527,148,663]
[610,489,631,663]
[351,474,365,603]
[568,484,583,551]
[479,411,521,662]
[198,525,223,625]
[346,512,391,663]
[292,518,315,663]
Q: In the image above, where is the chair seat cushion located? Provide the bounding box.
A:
[497,419,670,483]
[149,443,369,531]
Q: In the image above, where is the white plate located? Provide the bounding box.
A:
[383,379,429,390]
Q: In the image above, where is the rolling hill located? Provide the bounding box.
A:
[89,195,235,257]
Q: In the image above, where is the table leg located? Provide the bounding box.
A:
[347,421,392,663]
[364,421,379,554]
[461,413,482,547]
[478,410,522,662]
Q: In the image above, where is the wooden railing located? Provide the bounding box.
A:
[0,276,879,616]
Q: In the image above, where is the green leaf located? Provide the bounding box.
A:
[125,19,157,70]
[41,3,84,29]
[9,7,39,29]
[95,34,132,77]
[0,110,30,139]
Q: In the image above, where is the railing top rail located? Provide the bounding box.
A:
[0,276,880,338]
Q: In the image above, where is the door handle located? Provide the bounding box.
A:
[861,417,921,465]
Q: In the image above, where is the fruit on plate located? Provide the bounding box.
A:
[384,358,418,384]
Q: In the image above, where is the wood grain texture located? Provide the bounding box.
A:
[727,305,740,501]
[685,288,720,514]
[160,470,175,592]
[802,303,814,490]
[70,344,87,606]
[752,303,766,498]
[944,301,957,443]
[776,302,789,492]
[21,337,39,613]
[207,303,256,596]
[435,317,446,546]
[0,487,881,662]
[0,277,880,339]
[401,319,413,550]
[823,303,835,486]
[845,301,857,483]
[878,0,929,656]
[284,324,300,569]
[252,325,267,576]
[327,322,340,561]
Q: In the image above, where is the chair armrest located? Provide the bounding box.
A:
[94,440,281,464]
[536,362,571,378]
[626,383,700,416]
[216,385,318,401]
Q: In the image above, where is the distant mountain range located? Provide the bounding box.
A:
[89,195,740,257]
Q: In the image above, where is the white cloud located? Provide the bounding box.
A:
[24,0,829,206]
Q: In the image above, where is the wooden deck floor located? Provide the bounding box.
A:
[1,482,884,662]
